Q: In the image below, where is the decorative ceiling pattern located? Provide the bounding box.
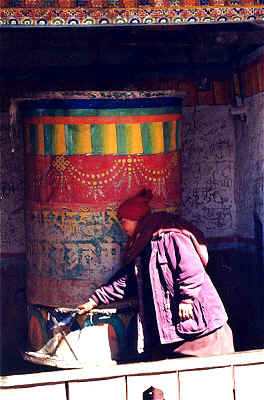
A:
[0,5,263,25]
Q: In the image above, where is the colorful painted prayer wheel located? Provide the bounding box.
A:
[22,92,183,307]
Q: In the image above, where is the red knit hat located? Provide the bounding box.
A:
[117,188,153,221]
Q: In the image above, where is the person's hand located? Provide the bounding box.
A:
[178,302,193,321]
[78,298,97,315]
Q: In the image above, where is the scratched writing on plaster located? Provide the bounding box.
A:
[184,187,230,208]
[189,207,233,230]
[182,108,235,235]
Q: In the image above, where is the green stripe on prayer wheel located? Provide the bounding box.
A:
[116,125,128,154]
[26,119,181,155]
[163,121,171,153]
[70,125,82,154]
[67,124,81,155]
[91,124,104,154]
[65,125,74,155]
[141,123,153,154]
[44,125,54,155]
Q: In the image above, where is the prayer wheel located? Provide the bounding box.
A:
[24,304,136,368]
[22,91,183,308]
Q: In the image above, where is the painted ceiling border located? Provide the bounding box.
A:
[0,6,264,25]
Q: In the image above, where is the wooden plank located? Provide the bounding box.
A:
[68,377,126,400]
[127,372,179,400]
[0,383,66,400]
[235,364,264,400]
[179,367,234,400]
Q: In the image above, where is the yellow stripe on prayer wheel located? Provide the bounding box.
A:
[101,124,117,155]
[150,122,164,154]
[54,124,66,155]
[77,124,92,154]
[72,125,91,154]
[36,124,45,155]
[126,124,143,154]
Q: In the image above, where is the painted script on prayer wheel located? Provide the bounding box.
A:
[23,92,183,306]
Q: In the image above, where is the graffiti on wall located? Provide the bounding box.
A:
[0,113,25,254]
[181,106,236,238]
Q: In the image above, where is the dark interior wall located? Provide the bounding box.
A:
[2,22,264,108]
[0,257,27,370]
[0,112,27,372]
[233,50,264,349]
[0,24,241,111]
[235,52,264,250]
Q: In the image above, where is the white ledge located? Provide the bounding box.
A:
[1,348,264,388]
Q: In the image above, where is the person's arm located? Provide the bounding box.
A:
[78,263,134,315]
[78,297,98,314]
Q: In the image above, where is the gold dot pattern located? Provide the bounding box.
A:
[48,153,180,193]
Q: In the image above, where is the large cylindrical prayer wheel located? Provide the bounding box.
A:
[22,92,183,308]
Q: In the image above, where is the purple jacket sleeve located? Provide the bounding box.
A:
[90,263,134,305]
[160,232,205,301]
